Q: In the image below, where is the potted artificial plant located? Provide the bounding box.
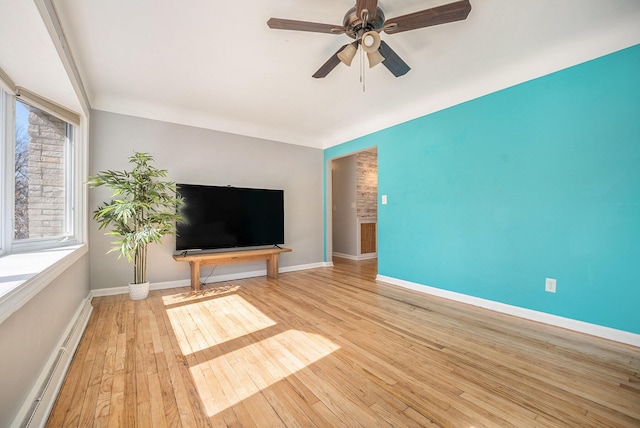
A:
[88,152,185,300]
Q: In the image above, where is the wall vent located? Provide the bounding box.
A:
[15,300,92,428]
[21,348,65,428]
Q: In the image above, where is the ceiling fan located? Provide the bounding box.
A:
[267,0,472,78]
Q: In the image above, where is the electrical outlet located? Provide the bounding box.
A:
[545,278,556,293]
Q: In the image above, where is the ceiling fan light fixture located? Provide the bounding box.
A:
[361,31,381,53]
[337,43,357,66]
[367,50,385,68]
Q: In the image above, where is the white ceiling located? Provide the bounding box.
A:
[0,0,82,114]
[3,1,640,149]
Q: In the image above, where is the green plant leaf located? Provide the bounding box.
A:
[87,152,186,284]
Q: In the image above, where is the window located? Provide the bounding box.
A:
[0,69,85,322]
[1,89,79,255]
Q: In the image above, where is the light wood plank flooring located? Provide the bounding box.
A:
[48,258,640,427]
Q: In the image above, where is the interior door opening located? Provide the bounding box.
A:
[327,147,378,265]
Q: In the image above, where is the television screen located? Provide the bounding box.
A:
[176,184,284,252]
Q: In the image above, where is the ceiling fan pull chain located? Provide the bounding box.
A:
[361,43,366,92]
[359,43,363,83]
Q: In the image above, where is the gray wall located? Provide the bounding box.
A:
[0,254,90,427]
[89,110,324,290]
[332,155,357,256]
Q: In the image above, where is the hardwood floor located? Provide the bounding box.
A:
[47,258,640,427]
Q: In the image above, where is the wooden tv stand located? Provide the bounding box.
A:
[173,247,292,291]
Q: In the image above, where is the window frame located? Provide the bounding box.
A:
[0,90,12,257]
[1,88,83,255]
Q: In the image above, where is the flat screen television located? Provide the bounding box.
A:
[175,184,284,252]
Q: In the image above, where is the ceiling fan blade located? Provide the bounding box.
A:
[378,40,410,77]
[312,43,355,78]
[356,0,378,20]
[267,18,345,34]
[384,0,471,35]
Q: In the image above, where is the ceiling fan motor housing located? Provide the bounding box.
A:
[343,7,385,39]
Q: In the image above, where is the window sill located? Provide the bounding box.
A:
[0,244,87,324]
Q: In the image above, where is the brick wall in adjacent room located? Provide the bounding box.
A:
[356,150,377,219]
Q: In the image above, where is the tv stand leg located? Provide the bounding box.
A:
[266,254,280,279]
[189,261,201,291]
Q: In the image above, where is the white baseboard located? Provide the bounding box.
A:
[332,252,358,260]
[91,261,331,297]
[281,262,332,272]
[332,252,377,261]
[376,274,640,348]
[356,253,378,260]
[13,297,93,428]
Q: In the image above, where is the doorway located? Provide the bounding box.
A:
[328,147,378,262]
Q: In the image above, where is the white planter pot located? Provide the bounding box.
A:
[128,282,150,300]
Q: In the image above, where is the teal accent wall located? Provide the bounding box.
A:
[324,44,640,334]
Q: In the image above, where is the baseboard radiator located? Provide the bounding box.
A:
[16,299,92,428]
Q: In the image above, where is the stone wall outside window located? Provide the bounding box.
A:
[23,106,66,239]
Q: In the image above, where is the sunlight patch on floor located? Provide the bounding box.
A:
[161,284,241,306]
[166,293,276,354]
[164,290,341,416]
[189,329,341,416]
